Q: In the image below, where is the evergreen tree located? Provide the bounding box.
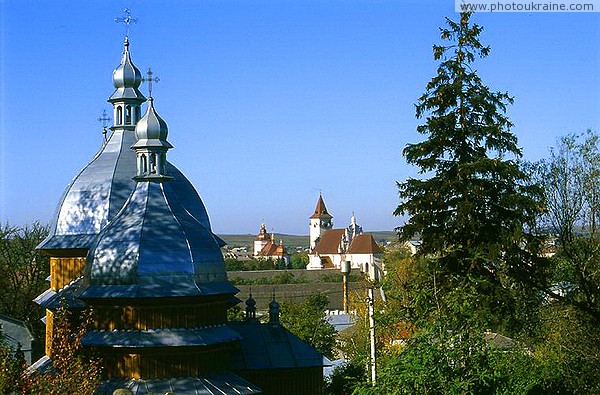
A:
[395,12,543,283]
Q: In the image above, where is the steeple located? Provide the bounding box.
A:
[310,193,333,220]
[108,37,146,130]
[309,194,333,250]
[132,97,173,180]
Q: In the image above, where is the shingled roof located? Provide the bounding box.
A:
[312,229,346,254]
[310,195,333,219]
[348,234,382,254]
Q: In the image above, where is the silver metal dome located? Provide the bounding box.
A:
[83,181,229,296]
[109,37,145,103]
[133,98,171,147]
[38,129,214,250]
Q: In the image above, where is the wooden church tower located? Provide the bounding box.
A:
[32,32,327,394]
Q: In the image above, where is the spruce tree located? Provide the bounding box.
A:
[395,13,543,282]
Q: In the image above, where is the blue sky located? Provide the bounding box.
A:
[1,1,599,235]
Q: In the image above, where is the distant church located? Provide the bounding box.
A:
[31,35,327,394]
[307,195,383,281]
[253,223,290,266]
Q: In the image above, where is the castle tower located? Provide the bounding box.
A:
[309,194,333,250]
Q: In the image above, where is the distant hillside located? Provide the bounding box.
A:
[218,230,398,249]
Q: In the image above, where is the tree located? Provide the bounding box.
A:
[533,131,600,322]
[290,252,309,269]
[20,307,101,394]
[0,222,50,346]
[394,12,543,286]
[279,293,337,359]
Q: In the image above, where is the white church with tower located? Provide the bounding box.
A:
[307,194,383,281]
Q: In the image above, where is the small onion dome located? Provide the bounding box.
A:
[269,294,280,325]
[133,98,172,149]
[245,293,257,320]
[112,37,142,89]
[246,293,257,308]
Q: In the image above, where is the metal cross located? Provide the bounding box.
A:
[142,68,160,98]
[114,8,138,37]
[97,110,112,141]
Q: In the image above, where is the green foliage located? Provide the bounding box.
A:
[0,222,50,346]
[290,252,309,269]
[324,360,366,395]
[224,257,244,271]
[394,12,543,283]
[280,294,337,359]
[533,130,600,322]
[0,341,25,395]
[230,271,309,285]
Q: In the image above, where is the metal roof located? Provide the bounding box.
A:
[229,322,329,370]
[38,127,215,250]
[83,181,227,293]
[81,325,242,348]
[97,373,262,395]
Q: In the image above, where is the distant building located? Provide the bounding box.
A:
[253,223,291,266]
[306,195,384,280]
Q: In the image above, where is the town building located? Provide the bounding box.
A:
[253,223,291,266]
[307,195,384,281]
[31,35,327,394]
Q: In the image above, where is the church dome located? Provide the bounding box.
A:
[38,38,217,251]
[133,98,170,145]
[81,181,233,298]
[112,37,142,89]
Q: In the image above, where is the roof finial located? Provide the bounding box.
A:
[142,68,160,98]
[115,8,138,38]
[269,293,280,326]
[97,109,112,142]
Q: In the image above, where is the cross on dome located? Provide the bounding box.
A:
[142,68,160,98]
[97,109,111,141]
[114,8,138,38]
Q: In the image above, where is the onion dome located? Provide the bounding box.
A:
[133,98,171,148]
[245,293,257,320]
[81,181,235,298]
[268,294,280,325]
[109,37,145,103]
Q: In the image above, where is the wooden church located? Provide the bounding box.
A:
[31,34,327,394]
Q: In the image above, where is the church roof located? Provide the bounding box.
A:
[229,322,330,370]
[96,372,262,395]
[310,195,333,219]
[311,229,346,254]
[38,38,220,251]
[81,325,242,348]
[348,234,382,254]
[82,181,228,296]
[259,240,288,257]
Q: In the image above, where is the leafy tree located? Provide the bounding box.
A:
[20,307,101,394]
[279,293,337,359]
[394,12,543,287]
[533,130,600,322]
[0,222,50,347]
[290,252,309,269]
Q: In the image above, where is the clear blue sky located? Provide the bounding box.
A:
[1,1,599,235]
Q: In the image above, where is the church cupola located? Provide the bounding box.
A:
[108,37,146,129]
[132,97,173,180]
[269,294,280,326]
[245,293,257,321]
